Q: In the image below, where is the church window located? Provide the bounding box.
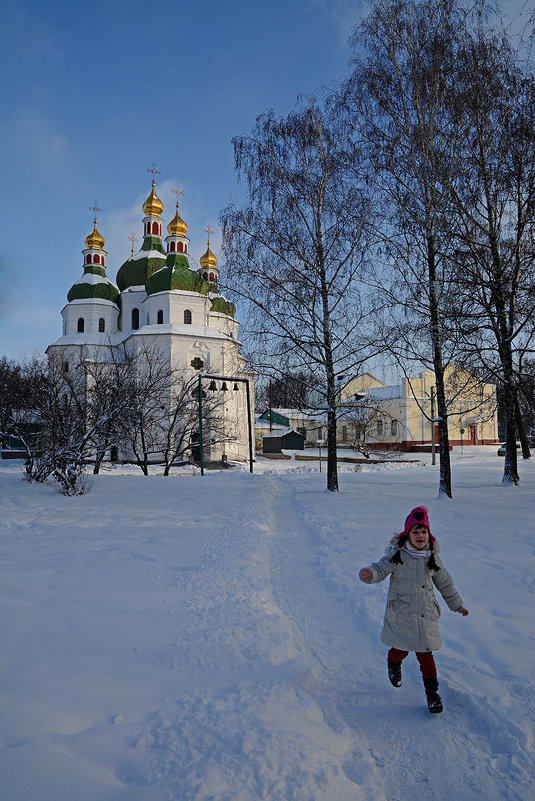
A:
[98,318,105,332]
[77,317,85,333]
[63,361,69,373]
[152,221,158,235]
[390,419,398,436]
[209,272,215,282]
[184,309,192,324]
[86,254,92,264]
[185,244,188,253]
[203,272,208,281]
[177,241,183,253]
[170,241,176,252]
[377,420,383,436]
[132,308,140,330]
[94,254,100,265]
[157,309,163,324]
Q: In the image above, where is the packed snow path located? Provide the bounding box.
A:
[0,453,533,800]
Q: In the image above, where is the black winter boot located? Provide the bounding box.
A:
[423,677,443,714]
[388,659,402,687]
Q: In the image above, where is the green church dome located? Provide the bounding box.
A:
[67,266,119,304]
[210,295,236,318]
[146,254,210,296]
[116,254,166,291]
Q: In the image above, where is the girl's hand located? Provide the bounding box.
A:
[359,567,372,581]
[456,606,469,616]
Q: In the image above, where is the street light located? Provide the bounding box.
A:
[197,373,254,476]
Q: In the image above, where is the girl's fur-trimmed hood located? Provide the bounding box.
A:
[385,533,441,558]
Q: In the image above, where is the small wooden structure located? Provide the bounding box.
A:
[262,427,305,453]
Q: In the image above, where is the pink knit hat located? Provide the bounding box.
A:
[402,506,435,541]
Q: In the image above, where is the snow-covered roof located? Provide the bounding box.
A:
[262,427,304,439]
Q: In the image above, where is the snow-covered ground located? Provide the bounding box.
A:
[1,447,533,801]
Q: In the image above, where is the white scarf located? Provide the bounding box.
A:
[404,542,431,559]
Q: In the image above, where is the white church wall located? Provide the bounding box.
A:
[61,298,119,337]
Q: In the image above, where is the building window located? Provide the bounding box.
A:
[342,425,348,442]
[132,308,140,330]
[184,309,192,324]
[152,221,158,235]
[157,309,163,324]
[98,318,105,332]
[177,241,184,253]
[63,361,69,373]
[209,272,215,282]
[185,244,188,253]
[86,254,92,264]
[77,317,85,333]
[170,241,176,252]
[390,419,398,436]
[377,419,383,436]
[94,254,100,264]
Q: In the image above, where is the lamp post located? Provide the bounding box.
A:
[197,373,254,475]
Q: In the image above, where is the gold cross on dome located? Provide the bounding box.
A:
[204,225,214,244]
[89,201,102,220]
[128,232,138,256]
[147,163,161,182]
[172,184,184,207]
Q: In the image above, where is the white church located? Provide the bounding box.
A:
[46,178,255,465]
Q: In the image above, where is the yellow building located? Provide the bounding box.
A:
[338,366,498,451]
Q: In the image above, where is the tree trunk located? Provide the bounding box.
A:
[427,236,452,498]
[500,346,520,484]
[515,391,531,460]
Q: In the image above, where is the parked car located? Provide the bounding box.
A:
[497,442,521,456]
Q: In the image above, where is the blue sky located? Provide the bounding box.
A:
[0,0,530,362]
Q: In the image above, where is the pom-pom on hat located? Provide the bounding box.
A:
[403,506,435,541]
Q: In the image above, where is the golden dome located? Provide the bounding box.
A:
[143,181,164,217]
[167,203,188,237]
[85,219,105,250]
[200,243,218,270]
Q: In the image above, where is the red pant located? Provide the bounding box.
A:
[388,647,437,679]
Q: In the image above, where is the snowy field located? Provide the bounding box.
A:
[1,447,533,801]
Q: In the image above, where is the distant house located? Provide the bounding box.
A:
[257,408,326,446]
[338,366,498,451]
[262,428,305,453]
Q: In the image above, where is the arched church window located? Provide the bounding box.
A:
[86,254,92,264]
[177,242,183,253]
[170,241,176,252]
[94,254,100,265]
[132,308,140,330]
[184,309,192,324]
[184,244,188,253]
[77,317,85,333]
[157,309,163,324]
[209,272,215,282]
[98,318,105,332]
[152,221,158,235]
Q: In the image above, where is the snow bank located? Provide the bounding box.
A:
[0,449,533,800]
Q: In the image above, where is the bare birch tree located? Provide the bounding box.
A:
[345,0,466,497]
[221,98,377,491]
